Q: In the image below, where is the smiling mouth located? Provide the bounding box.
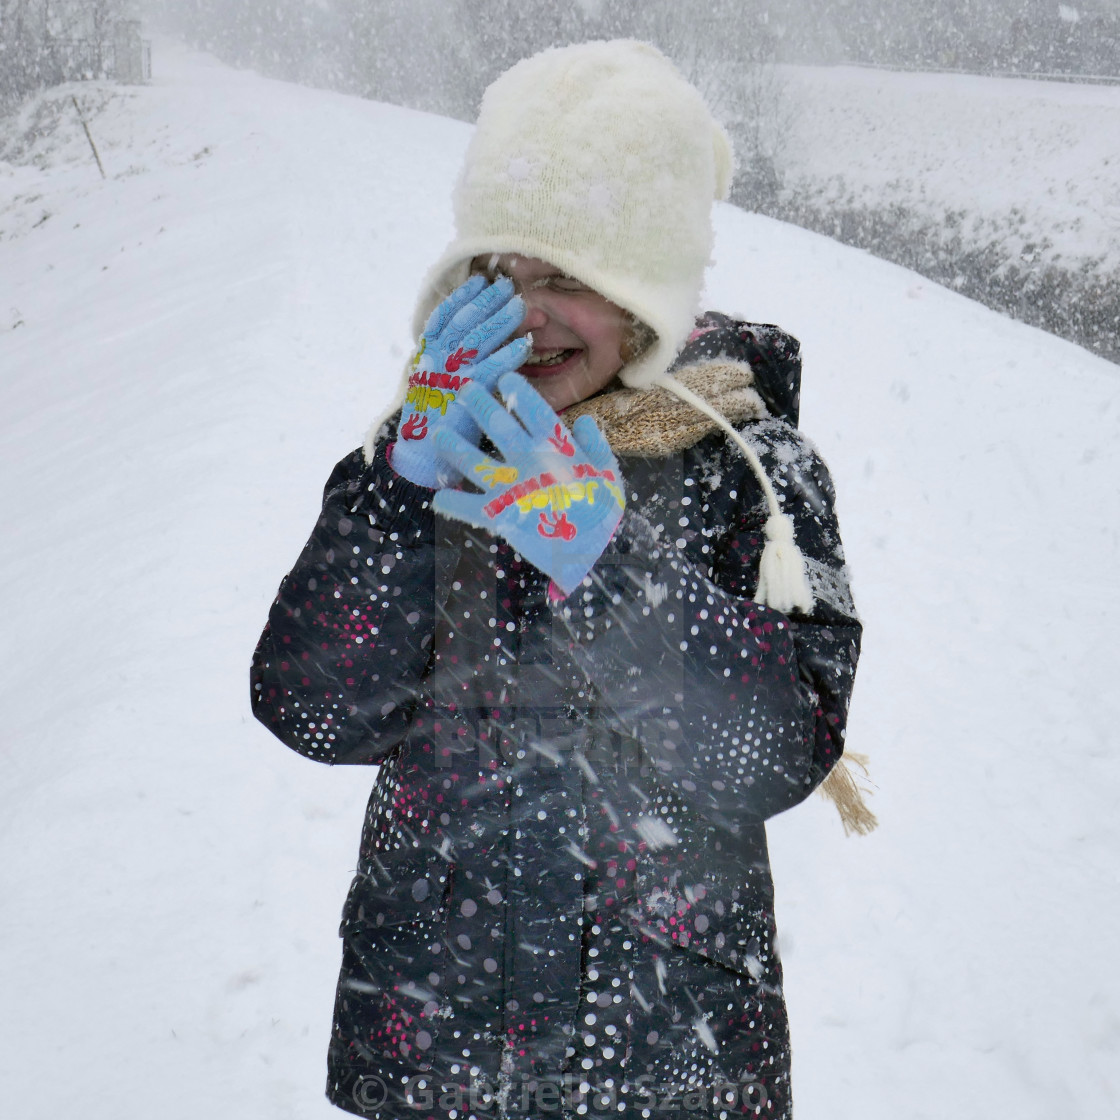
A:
[522,348,578,369]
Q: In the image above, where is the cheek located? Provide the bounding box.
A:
[579,308,626,365]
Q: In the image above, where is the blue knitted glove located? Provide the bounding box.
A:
[431,373,626,596]
[391,274,530,488]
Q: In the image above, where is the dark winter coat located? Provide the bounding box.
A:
[251,315,861,1120]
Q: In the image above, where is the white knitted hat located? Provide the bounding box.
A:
[412,40,734,390]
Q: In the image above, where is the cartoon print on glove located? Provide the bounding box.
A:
[445,347,479,373]
[401,413,429,440]
[474,460,520,489]
[482,466,622,518]
[405,380,463,417]
[547,424,575,457]
[538,511,578,540]
[430,372,626,596]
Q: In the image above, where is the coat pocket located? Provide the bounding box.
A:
[624,859,780,987]
[334,850,454,1070]
[339,848,452,935]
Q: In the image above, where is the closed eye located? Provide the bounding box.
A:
[467,260,596,296]
[540,276,593,294]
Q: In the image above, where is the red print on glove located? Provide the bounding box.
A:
[548,424,575,457]
[445,348,479,373]
[537,511,578,541]
[401,413,429,440]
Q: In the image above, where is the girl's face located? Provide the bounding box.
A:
[471,255,628,412]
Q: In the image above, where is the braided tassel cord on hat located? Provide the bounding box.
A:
[653,373,877,835]
[652,374,813,614]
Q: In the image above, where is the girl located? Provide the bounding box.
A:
[252,40,867,1120]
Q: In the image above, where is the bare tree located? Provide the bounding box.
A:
[582,0,790,210]
[1,0,131,104]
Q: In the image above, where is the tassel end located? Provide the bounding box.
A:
[755,512,814,614]
[818,754,878,836]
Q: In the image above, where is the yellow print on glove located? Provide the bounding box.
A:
[474,461,520,488]
[516,480,600,514]
[405,383,455,416]
[600,477,625,508]
[572,461,625,508]
[482,466,624,520]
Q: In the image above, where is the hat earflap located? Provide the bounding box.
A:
[712,122,734,202]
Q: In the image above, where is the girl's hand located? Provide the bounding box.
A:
[430,373,625,596]
[390,276,531,488]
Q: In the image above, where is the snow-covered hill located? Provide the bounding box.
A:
[766,64,1120,362]
[2,40,1119,1120]
[778,64,1120,274]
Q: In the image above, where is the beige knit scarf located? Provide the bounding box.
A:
[564,361,770,451]
[567,360,878,836]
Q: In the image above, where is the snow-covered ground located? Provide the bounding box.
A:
[2,40,1119,1120]
[777,63,1120,274]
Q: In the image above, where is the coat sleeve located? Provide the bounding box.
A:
[556,419,861,830]
[250,435,437,765]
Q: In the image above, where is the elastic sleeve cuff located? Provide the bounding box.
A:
[346,436,436,544]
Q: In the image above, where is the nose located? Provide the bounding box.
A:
[517,295,549,335]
